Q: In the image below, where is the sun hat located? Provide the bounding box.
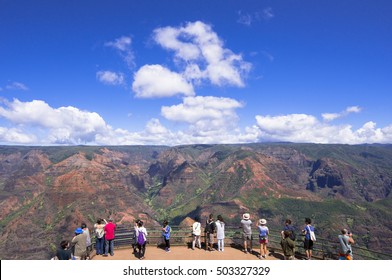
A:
[243,213,250,220]
[259,219,267,225]
[75,227,83,234]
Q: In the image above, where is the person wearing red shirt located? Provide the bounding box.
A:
[103,217,116,256]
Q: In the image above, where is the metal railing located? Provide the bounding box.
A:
[90,225,392,260]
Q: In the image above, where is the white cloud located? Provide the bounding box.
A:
[161,96,244,134]
[237,8,274,26]
[5,82,29,91]
[322,106,362,121]
[96,71,125,85]
[105,36,132,51]
[94,119,176,146]
[254,112,392,144]
[1,99,390,146]
[145,118,170,135]
[346,106,361,113]
[0,127,36,144]
[105,36,134,68]
[237,11,253,26]
[0,99,110,144]
[321,113,341,122]
[153,21,251,87]
[132,64,195,98]
[153,26,201,61]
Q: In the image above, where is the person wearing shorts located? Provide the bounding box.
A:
[241,213,252,253]
[302,218,314,260]
[205,214,216,251]
[257,219,269,258]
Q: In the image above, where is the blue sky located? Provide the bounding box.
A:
[0,0,391,145]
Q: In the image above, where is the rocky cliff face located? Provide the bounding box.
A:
[0,144,391,259]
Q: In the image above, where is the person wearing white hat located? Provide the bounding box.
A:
[240,213,252,254]
[257,219,269,259]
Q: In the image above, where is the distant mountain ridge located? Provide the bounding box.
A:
[0,144,391,259]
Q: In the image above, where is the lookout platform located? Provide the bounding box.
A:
[92,246,287,260]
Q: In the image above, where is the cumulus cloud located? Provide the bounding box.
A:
[1,98,390,146]
[161,96,244,133]
[346,106,362,113]
[0,99,110,144]
[152,21,251,87]
[96,71,125,85]
[105,36,134,68]
[254,112,392,144]
[0,127,36,144]
[132,64,195,98]
[322,106,362,121]
[94,119,176,146]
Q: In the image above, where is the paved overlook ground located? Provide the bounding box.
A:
[92,246,288,260]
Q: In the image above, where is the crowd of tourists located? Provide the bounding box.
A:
[53,213,354,261]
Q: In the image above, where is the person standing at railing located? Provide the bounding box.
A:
[103,217,116,257]
[135,220,148,260]
[205,214,216,251]
[257,219,269,259]
[241,213,253,254]
[280,230,296,260]
[132,219,140,255]
[81,222,91,259]
[192,216,202,250]
[162,220,171,252]
[281,219,296,242]
[302,218,315,260]
[94,218,106,256]
[338,229,355,260]
[216,215,225,252]
[71,227,87,260]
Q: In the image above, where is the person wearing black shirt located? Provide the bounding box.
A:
[56,240,72,260]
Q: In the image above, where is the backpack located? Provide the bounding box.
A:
[137,230,145,245]
[209,221,216,233]
[290,231,296,241]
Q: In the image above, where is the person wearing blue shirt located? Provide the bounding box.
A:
[257,219,269,259]
[302,218,315,260]
[162,220,171,252]
[281,219,296,241]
